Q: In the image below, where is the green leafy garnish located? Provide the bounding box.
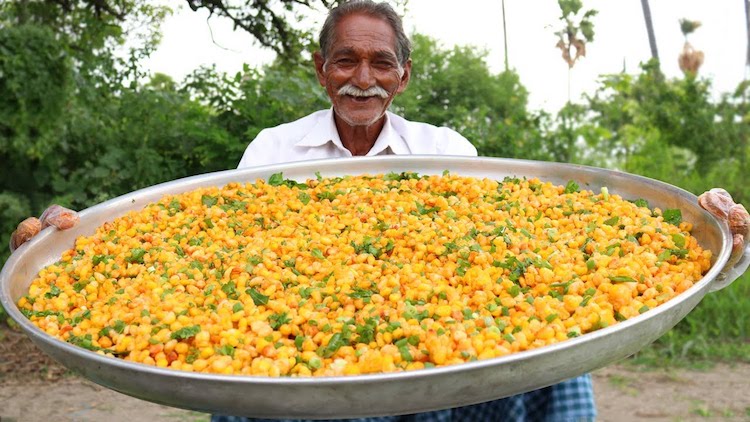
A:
[662,209,682,225]
[125,248,147,264]
[610,275,638,283]
[201,195,218,207]
[171,325,201,340]
[246,288,269,306]
[564,180,580,193]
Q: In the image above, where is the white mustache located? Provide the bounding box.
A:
[337,84,389,99]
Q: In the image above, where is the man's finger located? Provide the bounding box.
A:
[698,189,735,219]
[40,205,80,230]
[9,217,42,253]
[728,204,750,239]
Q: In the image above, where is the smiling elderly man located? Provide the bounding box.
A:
[12,1,747,422]
[236,2,476,168]
[228,1,597,422]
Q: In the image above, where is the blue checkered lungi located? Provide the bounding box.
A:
[211,374,596,422]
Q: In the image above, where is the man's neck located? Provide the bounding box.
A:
[333,113,386,156]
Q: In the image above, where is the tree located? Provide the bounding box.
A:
[0,0,171,263]
[553,0,597,102]
[575,62,745,181]
[678,19,704,75]
[185,0,409,61]
[554,0,597,69]
[185,0,336,60]
[392,34,548,160]
[640,0,659,65]
[502,0,509,71]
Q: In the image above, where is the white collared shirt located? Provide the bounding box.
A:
[237,109,477,169]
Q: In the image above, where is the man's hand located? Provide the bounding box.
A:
[698,189,750,263]
[9,205,79,253]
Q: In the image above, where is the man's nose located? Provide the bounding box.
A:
[351,62,375,89]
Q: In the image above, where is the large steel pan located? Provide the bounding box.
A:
[2,156,748,419]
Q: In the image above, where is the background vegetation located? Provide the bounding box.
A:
[1,0,748,367]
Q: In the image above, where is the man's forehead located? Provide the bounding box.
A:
[328,13,398,55]
[329,46,399,60]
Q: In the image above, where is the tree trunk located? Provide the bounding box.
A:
[640,0,659,64]
[502,0,509,71]
[745,0,750,69]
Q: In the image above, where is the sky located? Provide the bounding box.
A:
[145,0,749,113]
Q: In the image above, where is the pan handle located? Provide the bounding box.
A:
[710,243,750,292]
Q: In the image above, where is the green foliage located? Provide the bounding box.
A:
[554,0,597,70]
[0,25,72,160]
[393,34,549,160]
[679,19,702,37]
[570,61,747,188]
[633,273,750,366]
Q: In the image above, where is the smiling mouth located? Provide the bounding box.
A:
[346,95,379,103]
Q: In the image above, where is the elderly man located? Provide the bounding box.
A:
[222,1,597,422]
[10,1,749,422]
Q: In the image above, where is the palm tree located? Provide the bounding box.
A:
[502,0,509,71]
[640,0,659,66]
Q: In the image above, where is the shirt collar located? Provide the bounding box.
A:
[294,109,411,155]
[366,112,411,156]
[294,108,346,150]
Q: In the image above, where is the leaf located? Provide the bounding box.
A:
[311,248,325,259]
[201,195,218,207]
[125,248,146,264]
[564,180,580,193]
[171,325,201,340]
[603,216,619,226]
[268,172,284,186]
[246,288,269,306]
[321,333,346,357]
[662,209,682,226]
[610,275,637,283]
[671,233,686,248]
[632,198,650,208]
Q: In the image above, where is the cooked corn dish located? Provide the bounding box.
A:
[19,172,711,376]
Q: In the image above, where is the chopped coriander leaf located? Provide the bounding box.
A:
[603,216,619,226]
[632,198,650,208]
[217,344,235,357]
[44,285,62,299]
[171,325,201,340]
[662,209,682,225]
[610,275,638,283]
[246,288,269,306]
[268,172,285,186]
[201,195,218,207]
[564,180,580,193]
[321,333,347,357]
[311,248,325,259]
[125,248,147,264]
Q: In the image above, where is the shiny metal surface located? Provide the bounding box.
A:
[0,156,742,419]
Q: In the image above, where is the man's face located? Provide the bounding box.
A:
[314,13,411,127]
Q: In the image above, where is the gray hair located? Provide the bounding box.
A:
[319,0,412,66]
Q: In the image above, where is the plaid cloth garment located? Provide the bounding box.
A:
[211,374,596,422]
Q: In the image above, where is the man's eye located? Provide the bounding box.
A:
[374,61,397,68]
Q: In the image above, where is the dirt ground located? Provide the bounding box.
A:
[2,327,749,422]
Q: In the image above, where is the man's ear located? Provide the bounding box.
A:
[396,59,412,94]
[313,51,327,87]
